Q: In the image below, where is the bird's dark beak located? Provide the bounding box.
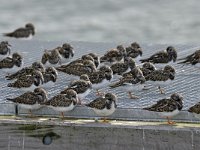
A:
[51,74,57,82]
[105,74,112,81]
[16,60,22,67]
[139,50,143,56]
[40,77,44,84]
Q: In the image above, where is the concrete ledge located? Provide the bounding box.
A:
[18,105,200,123]
[0,116,199,150]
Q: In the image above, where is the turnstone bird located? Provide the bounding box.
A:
[100,45,126,65]
[57,43,74,63]
[3,23,35,39]
[110,57,131,75]
[140,62,157,78]
[177,50,200,67]
[7,70,44,91]
[126,42,143,62]
[41,49,62,66]
[42,66,58,88]
[110,65,145,99]
[0,52,23,73]
[88,53,100,68]
[145,65,175,94]
[60,74,92,102]
[5,61,45,80]
[6,87,48,116]
[0,41,11,59]
[43,89,78,118]
[88,65,113,95]
[85,93,117,122]
[56,59,97,77]
[67,54,94,66]
[143,93,183,124]
[188,102,200,119]
[140,46,177,67]
[121,58,137,77]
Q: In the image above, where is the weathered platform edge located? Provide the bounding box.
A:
[0,103,199,123]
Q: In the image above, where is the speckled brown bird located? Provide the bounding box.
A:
[143,93,183,125]
[41,49,62,66]
[42,66,58,88]
[42,89,78,118]
[6,87,48,116]
[188,102,200,119]
[57,43,74,63]
[60,74,92,101]
[67,54,94,66]
[0,52,23,73]
[88,53,100,68]
[100,45,127,64]
[110,65,145,99]
[88,65,113,95]
[126,42,143,62]
[0,41,11,59]
[5,61,45,80]
[3,23,35,39]
[145,65,175,94]
[110,57,130,75]
[85,93,117,122]
[177,50,200,67]
[56,59,97,77]
[140,46,177,67]
[140,62,157,78]
[7,70,44,91]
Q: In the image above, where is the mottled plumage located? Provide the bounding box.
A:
[0,52,22,68]
[88,53,100,68]
[3,23,35,38]
[88,66,113,95]
[7,70,44,91]
[140,62,157,78]
[56,60,96,76]
[100,45,126,64]
[59,43,74,58]
[0,41,11,58]
[145,65,175,94]
[6,87,48,114]
[110,57,130,75]
[86,93,117,121]
[110,65,145,99]
[126,42,142,61]
[178,50,200,66]
[41,49,62,66]
[145,65,175,81]
[60,74,92,100]
[42,67,58,87]
[188,102,200,115]
[143,93,183,124]
[5,61,45,80]
[188,102,200,119]
[67,54,94,66]
[140,46,177,65]
[43,89,78,118]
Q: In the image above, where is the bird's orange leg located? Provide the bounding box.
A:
[158,86,165,94]
[102,117,109,123]
[60,112,64,119]
[128,92,139,99]
[167,117,176,125]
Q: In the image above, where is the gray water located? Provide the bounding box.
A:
[0,0,200,44]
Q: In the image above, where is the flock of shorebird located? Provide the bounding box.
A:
[1,23,200,124]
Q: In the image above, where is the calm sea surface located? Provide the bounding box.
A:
[0,0,200,44]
